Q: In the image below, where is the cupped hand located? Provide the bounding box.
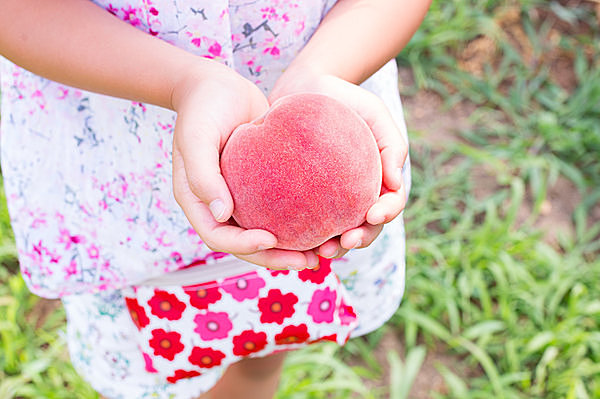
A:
[269,70,408,259]
[171,61,319,270]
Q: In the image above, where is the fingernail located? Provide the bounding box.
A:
[288,263,306,271]
[209,199,226,222]
[257,242,275,251]
[397,167,403,184]
[325,249,338,259]
[352,240,362,249]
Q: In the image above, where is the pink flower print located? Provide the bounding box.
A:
[261,7,278,20]
[106,4,119,15]
[208,42,222,58]
[294,20,306,36]
[31,217,46,228]
[142,352,158,373]
[58,228,85,250]
[57,87,69,100]
[87,244,100,259]
[170,251,185,268]
[265,46,280,57]
[191,37,202,47]
[121,6,142,26]
[338,298,357,326]
[64,260,78,277]
[222,272,266,302]
[193,311,233,340]
[308,287,337,323]
[205,251,229,262]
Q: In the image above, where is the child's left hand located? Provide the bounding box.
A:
[269,72,408,260]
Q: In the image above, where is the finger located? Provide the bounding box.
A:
[366,184,407,226]
[173,115,235,223]
[340,223,384,250]
[173,148,278,254]
[316,237,348,259]
[237,248,317,271]
[358,96,407,192]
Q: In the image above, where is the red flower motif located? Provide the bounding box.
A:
[275,324,310,345]
[298,256,331,284]
[222,272,266,302]
[232,330,268,356]
[148,289,186,320]
[125,297,149,330]
[183,282,222,310]
[270,270,290,277]
[149,329,184,361]
[258,289,298,324]
[188,347,226,369]
[309,333,339,344]
[166,369,201,384]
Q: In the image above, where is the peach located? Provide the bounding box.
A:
[220,93,382,251]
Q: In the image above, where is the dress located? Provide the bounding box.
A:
[0,1,411,397]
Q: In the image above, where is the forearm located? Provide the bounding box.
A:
[0,0,217,110]
[289,0,431,84]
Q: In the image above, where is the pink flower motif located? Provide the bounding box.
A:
[193,311,233,340]
[191,37,202,47]
[308,287,337,323]
[122,6,141,26]
[264,46,280,57]
[87,244,100,259]
[222,272,265,302]
[142,352,158,373]
[64,260,78,277]
[339,298,357,326]
[208,42,222,57]
[106,5,119,15]
[58,228,85,250]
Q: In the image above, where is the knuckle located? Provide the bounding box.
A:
[202,237,220,252]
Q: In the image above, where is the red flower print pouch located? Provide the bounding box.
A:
[123,257,358,383]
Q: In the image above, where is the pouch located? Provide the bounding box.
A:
[123,257,358,383]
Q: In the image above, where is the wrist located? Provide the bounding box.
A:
[169,57,230,112]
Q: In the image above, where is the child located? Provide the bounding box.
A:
[0,0,430,398]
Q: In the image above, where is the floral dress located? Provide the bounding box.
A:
[0,1,410,397]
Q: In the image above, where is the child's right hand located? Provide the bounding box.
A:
[170,63,320,271]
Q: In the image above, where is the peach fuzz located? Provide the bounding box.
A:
[220,93,382,251]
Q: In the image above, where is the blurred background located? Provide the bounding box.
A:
[1,0,599,398]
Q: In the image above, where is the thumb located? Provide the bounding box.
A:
[173,115,234,224]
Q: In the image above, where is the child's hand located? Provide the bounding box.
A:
[269,72,408,259]
[171,63,320,270]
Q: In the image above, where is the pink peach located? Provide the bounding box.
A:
[220,93,381,251]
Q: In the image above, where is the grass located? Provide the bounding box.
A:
[1,0,600,398]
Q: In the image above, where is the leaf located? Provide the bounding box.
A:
[388,346,427,399]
